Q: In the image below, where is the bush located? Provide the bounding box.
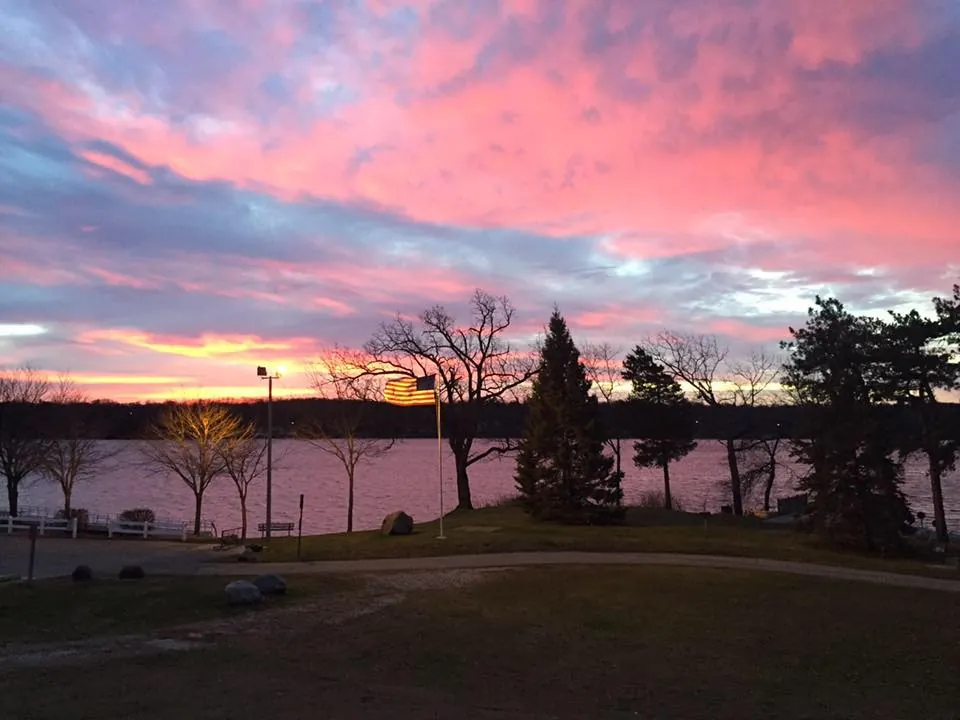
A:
[481,493,523,509]
[55,508,90,530]
[119,507,155,523]
[635,490,685,512]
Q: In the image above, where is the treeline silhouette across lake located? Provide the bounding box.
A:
[14,398,960,441]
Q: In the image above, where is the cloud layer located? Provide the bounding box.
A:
[1,0,958,399]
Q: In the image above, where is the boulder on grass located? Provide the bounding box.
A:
[72,565,93,582]
[237,548,260,563]
[118,565,145,580]
[253,574,287,596]
[380,511,414,536]
[225,580,263,606]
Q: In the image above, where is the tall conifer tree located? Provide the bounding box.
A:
[622,346,697,510]
[515,309,623,522]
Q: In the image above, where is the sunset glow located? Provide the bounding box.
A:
[1,1,958,400]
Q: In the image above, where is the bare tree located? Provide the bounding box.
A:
[304,349,395,532]
[141,400,243,534]
[0,367,50,516]
[582,342,625,475]
[338,289,537,510]
[42,375,119,516]
[644,334,780,515]
[219,421,268,542]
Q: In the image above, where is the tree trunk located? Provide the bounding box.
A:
[929,452,949,544]
[6,480,18,517]
[725,439,744,516]
[193,493,203,536]
[63,486,72,516]
[347,470,355,533]
[451,440,473,510]
[763,466,775,513]
[662,461,672,510]
[613,438,622,477]
[239,495,248,542]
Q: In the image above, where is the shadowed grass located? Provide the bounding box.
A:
[2,566,958,718]
[252,505,958,579]
[0,574,356,644]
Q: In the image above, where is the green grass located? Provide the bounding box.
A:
[254,504,959,578]
[2,566,958,718]
[0,574,355,644]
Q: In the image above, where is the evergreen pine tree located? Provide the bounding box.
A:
[622,346,697,510]
[515,309,624,522]
[782,297,912,551]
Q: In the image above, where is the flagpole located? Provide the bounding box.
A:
[435,388,445,539]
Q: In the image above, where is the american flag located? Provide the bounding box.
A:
[383,374,437,406]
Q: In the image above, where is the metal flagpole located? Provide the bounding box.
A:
[435,387,445,539]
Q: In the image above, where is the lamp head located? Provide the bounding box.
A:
[256,366,267,377]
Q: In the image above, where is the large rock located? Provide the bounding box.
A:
[225,580,263,606]
[253,574,287,596]
[380,511,414,536]
[72,565,93,582]
[237,548,260,563]
[118,565,145,580]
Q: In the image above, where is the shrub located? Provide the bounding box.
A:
[635,490,685,512]
[481,493,523,509]
[119,507,155,523]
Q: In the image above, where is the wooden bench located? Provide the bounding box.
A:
[107,519,188,541]
[4,516,78,538]
[258,521,295,538]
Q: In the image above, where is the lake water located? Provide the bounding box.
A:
[7,440,960,535]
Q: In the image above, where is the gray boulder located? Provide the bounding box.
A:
[237,548,259,562]
[380,510,414,536]
[225,579,263,606]
[118,565,145,580]
[72,565,93,582]
[253,574,287,596]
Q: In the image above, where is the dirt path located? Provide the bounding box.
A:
[198,550,960,592]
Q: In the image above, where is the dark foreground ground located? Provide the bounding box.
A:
[2,566,959,719]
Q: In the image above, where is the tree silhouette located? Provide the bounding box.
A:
[782,297,912,551]
[141,400,244,535]
[516,310,623,522]
[340,289,536,510]
[622,346,697,510]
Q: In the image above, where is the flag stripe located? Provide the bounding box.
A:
[384,377,436,406]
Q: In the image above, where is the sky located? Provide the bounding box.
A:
[1,0,958,402]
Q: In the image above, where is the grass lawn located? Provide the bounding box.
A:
[254,504,959,578]
[0,574,355,644]
[2,566,958,718]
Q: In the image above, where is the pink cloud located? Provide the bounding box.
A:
[78,150,152,185]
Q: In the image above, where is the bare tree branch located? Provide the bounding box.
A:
[581,342,625,474]
[727,350,783,407]
[301,354,395,532]
[308,289,537,510]
[140,400,244,534]
[646,332,728,405]
[42,375,120,516]
[219,420,267,541]
[0,366,50,516]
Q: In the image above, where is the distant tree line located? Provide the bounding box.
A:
[6,396,960,443]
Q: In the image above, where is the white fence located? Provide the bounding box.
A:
[4,515,78,538]
[107,519,188,541]
[0,506,209,541]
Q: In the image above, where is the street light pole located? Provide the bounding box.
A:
[257,366,281,540]
[266,373,273,540]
